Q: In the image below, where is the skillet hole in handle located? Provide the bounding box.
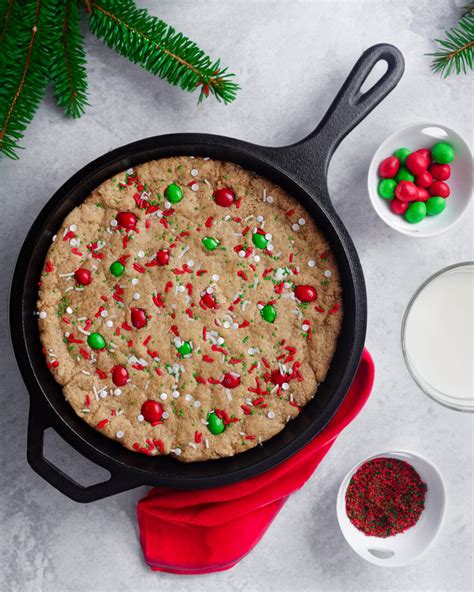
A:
[27,404,142,503]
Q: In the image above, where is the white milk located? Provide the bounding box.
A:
[403,264,474,408]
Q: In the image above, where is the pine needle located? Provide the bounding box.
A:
[0,0,62,159]
[86,0,239,104]
[50,0,89,117]
[428,9,474,77]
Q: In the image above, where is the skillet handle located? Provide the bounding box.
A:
[27,400,142,503]
[267,44,404,197]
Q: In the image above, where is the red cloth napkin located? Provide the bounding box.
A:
[137,349,374,575]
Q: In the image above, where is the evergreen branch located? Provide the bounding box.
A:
[428,10,474,76]
[462,2,474,17]
[0,0,62,159]
[50,0,88,117]
[0,0,14,44]
[86,0,239,104]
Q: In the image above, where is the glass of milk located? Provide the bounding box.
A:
[402,262,474,412]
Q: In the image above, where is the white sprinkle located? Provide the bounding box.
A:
[188,442,197,450]
[70,238,78,247]
[137,414,144,422]
[66,307,73,314]
[178,246,190,259]
[133,292,140,300]
[302,324,310,332]
[116,431,124,439]
[238,250,246,258]
[69,224,77,232]
[185,394,193,402]
[212,274,219,281]
[204,438,209,449]
[172,390,180,399]
[100,310,108,318]
[282,382,290,391]
[138,250,145,258]
[231,322,239,330]
[248,348,255,355]
[77,327,90,336]
[110,219,118,227]
[177,285,185,293]
[106,320,113,328]
[81,370,90,376]
[187,259,195,267]
[172,448,182,456]
[191,183,199,192]
[266,195,273,203]
[65,287,74,292]
[265,233,272,240]
[59,272,74,278]
[132,278,139,285]
[254,255,261,263]
[52,235,57,242]
[160,392,168,400]
[126,168,134,175]
[114,389,122,396]
[298,218,306,226]
[223,321,231,329]
[193,400,201,408]
[164,200,171,209]
[292,224,300,232]
[324,270,332,278]
[267,244,274,252]
[308,259,316,268]
[162,412,169,419]
[267,411,276,419]
[206,287,213,294]
[256,215,264,223]
[100,390,107,399]
[191,168,199,177]
[217,337,225,345]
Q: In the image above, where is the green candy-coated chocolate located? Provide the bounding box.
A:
[165,182,183,203]
[378,178,396,200]
[395,167,414,183]
[202,236,220,251]
[177,341,192,356]
[252,232,269,249]
[207,411,225,435]
[431,142,455,164]
[87,332,106,350]
[393,147,411,165]
[260,304,276,323]
[405,201,427,224]
[426,196,447,216]
[110,261,125,277]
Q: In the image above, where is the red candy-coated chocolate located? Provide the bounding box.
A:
[141,400,163,424]
[270,369,287,385]
[406,152,428,175]
[379,156,400,178]
[429,181,450,198]
[417,148,432,167]
[131,307,147,329]
[112,365,129,387]
[294,285,317,302]
[395,180,418,202]
[74,268,92,286]
[221,372,241,389]
[116,211,137,230]
[417,187,430,202]
[390,199,409,215]
[213,188,235,207]
[429,163,451,181]
[201,292,218,309]
[414,171,433,188]
[156,249,170,266]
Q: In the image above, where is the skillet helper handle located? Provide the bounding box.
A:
[311,43,405,168]
[27,400,141,503]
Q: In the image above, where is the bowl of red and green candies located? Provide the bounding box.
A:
[368,123,472,237]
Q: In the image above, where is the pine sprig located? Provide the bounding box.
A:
[86,0,238,104]
[0,0,239,160]
[0,1,62,159]
[50,0,88,117]
[429,8,474,77]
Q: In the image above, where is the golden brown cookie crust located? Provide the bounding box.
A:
[37,157,342,461]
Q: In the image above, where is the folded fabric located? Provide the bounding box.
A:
[137,349,374,575]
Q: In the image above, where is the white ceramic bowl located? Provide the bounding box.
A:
[336,451,446,567]
[368,122,473,237]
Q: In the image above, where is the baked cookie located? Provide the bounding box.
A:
[38,157,342,461]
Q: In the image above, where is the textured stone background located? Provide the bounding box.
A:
[1,1,472,591]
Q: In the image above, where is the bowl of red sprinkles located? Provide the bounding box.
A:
[337,451,446,567]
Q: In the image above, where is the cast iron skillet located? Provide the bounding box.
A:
[10,44,404,502]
